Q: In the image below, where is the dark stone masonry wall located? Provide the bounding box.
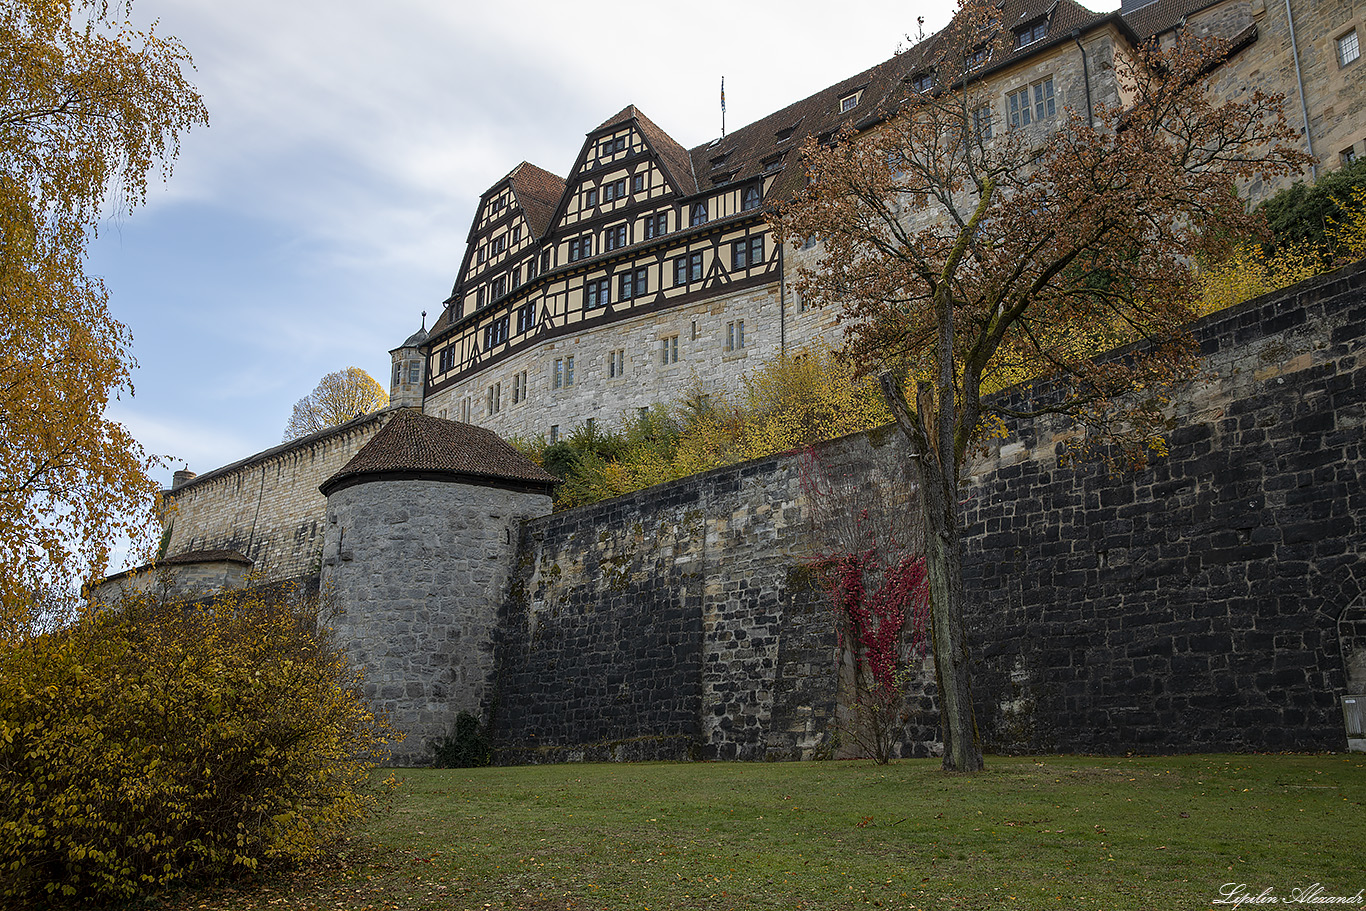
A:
[489,262,1364,760]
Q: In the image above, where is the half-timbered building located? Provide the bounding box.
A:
[400,0,1359,442]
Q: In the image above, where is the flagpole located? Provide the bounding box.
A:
[721,77,726,138]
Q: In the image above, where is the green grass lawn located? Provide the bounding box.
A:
[161,754,1364,911]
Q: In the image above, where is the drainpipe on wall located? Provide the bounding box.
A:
[1072,30,1095,129]
[1283,0,1318,178]
[778,238,787,354]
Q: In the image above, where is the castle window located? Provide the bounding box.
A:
[726,319,746,351]
[974,104,993,140]
[512,226,521,244]
[644,212,668,239]
[911,71,933,94]
[603,178,627,202]
[585,187,598,207]
[510,265,522,290]
[604,224,628,252]
[1339,29,1360,66]
[462,397,471,422]
[526,257,538,281]
[599,136,626,157]
[438,347,455,373]
[391,361,401,386]
[776,126,795,142]
[1344,146,1359,166]
[690,202,708,226]
[742,186,762,211]
[1014,19,1047,48]
[568,235,593,262]
[488,382,501,415]
[476,287,486,309]
[478,246,487,264]
[516,302,536,334]
[632,173,645,193]
[839,91,861,113]
[732,235,764,270]
[491,275,506,300]
[674,251,703,286]
[585,277,610,309]
[1008,76,1054,129]
[618,267,648,300]
[407,359,422,383]
[660,335,679,365]
[550,424,559,443]
[541,250,551,273]
[553,356,575,389]
[608,348,625,378]
[512,370,527,404]
[966,45,990,69]
[483,315,509,350]
[491,235,506,255]
[761,153,783,173]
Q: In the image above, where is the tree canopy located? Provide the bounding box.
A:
[0,0,208,639]
[283,368,389,441]
[777,0,1307,770]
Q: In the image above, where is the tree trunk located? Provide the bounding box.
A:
[879,371,984,773]
[915,450,984,773]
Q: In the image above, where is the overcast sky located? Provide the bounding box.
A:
[89,0,1115,490]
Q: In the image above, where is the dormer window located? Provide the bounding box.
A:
[1015,19,1048,48]
[910,71,934,93]
[742,185,762,211]
[710,150,731,167]
[775,126,796,143]
[966,45,990,69]
[839,90,862,113]
[690,202,708,226]
[761,153,784,172]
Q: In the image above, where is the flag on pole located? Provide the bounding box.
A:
[721,77,726,113]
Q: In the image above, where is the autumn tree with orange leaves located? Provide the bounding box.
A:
[777,0,1308,772]
[0,0,207,638]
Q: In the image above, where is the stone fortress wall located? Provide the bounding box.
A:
[482,261,1365,761]
[159,411,393,582]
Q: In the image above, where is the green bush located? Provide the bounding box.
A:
[0,587,396,904]
[429,711,492,768]
[1257,157,1366,256]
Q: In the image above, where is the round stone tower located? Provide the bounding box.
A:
[318,409,555,765]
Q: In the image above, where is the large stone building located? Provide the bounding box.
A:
[409,0,1362,442]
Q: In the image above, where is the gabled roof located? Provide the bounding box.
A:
[508,161,567,238]
[598,105,700,196]
[320,408,556,496]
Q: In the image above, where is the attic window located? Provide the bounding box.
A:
[775,126,796,142]
[910,71,934,93]
[839,90,862,113]
[710,151,731,167]
[966,45,991,69]
[711,170,736,186]
[761,153,784,172]
[1015,19,1048,47]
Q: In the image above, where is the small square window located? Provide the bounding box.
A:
[1343,146,1359,165]
[839,91,861,112]
[1339,29,1360,66]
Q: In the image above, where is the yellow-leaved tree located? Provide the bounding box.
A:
[282,367,390,441]
[0,0,208,639]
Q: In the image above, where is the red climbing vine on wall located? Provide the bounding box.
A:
[800,447,930,763]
